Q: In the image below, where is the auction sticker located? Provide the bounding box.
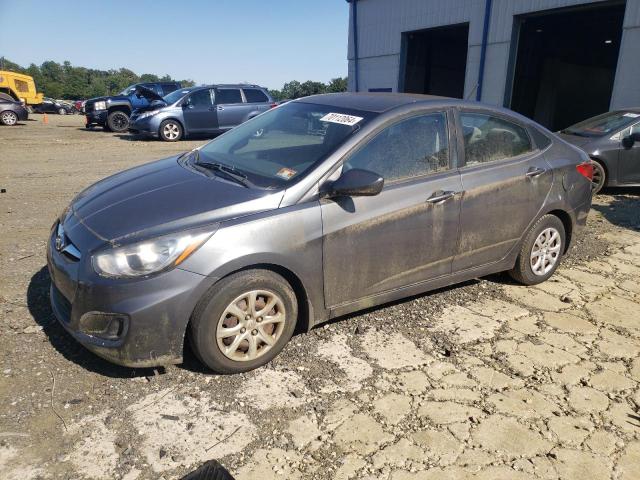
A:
[276,167,297,180]
[320,112,363,126]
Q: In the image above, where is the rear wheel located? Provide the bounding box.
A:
[590,161,606,194]
[189,269,298,374]
[0,110,18,126]
[159,119,183,141]
[107,110,129,132]
[509,214,566,285]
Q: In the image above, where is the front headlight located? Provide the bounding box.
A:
[92,231,213,278]
[94,101,106,111]
[138,109,161,120]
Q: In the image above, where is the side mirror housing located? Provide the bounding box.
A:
[622,132,639,149]
[325,169,384,198]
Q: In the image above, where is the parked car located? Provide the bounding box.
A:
[74,100,86,113]
[0,92,29,125]
[128,84,276,141]
[84,82,182,132]
[32,98,76,115]
[48,93,593,373]
[559,109,640,193]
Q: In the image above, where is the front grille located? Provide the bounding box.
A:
[84,102,94,113]
[51,284,72,324]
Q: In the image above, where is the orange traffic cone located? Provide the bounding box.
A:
[43,113,48,124]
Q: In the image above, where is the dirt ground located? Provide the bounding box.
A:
[1,113,639,480]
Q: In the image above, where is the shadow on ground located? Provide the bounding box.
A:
[592,188,640,231]
[27,266,156,378]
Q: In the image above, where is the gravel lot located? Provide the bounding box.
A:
[1,114,639,480]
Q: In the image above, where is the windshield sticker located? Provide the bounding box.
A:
[623,113,640,118]
[320,112,363,126]
[276,167,297,180]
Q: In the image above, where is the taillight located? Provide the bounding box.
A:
[270,103,277,109]
[576,162,594,181]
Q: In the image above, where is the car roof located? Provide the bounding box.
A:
[296,92,457,113]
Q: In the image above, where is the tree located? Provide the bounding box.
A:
[1,58,196,99]
[327,77,348,93]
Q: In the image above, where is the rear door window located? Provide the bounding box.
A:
[460,112,532,166]
[243,88,269,103]
[216,88,243,105]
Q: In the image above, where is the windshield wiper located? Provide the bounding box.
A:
[196,161,251,188]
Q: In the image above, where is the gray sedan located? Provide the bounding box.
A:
[559,109,640,193]
[47,93,593,373]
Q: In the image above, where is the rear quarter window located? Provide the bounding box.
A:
[243,88,269,103]
[529,126,552,150]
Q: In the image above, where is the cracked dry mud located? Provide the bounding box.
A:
[1,114,640,479]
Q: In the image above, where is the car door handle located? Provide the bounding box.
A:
[426,190,457,204]
[525,167,546,178]
[217,106,224,111]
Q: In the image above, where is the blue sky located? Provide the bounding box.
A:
[0,0,349,89]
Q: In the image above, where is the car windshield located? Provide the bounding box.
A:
[118,84,138,96]
[163,88,192,105]
[195,102,374,188]
[563,111,640,137]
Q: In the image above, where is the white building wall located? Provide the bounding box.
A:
[348,0,640,109]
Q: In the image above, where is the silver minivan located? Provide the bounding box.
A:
[128,84,275,141]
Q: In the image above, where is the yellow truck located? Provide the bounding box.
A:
[0,70,44,106]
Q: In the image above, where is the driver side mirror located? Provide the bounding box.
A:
[324,169,384,198]
[622,132,640,149]
[182,101,193,109]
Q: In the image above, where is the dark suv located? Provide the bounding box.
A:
[84,82,181,132]
[128,84,276,141]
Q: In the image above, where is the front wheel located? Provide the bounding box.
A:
[58,108,66,115]
[159,119,183,141]
[590,161,606,194]
[0,110,18,126]
[509,214,566,285]
[189,270,298,374]
[107,111,129,132]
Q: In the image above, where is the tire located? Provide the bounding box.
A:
[107,110,129,132]
[0,110,18,126]
[179,460,235,480]
[159,119,183,141]
[189,269,298,374]
[58,107,66,115]
[509,214,566,285]
[590,160,606,194]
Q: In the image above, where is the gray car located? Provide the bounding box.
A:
[559,109,640,193]
[47,93,593,373]
[128,84,275,141]
[0,93,29,125]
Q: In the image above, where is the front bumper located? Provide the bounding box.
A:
[85,110,107,127]
[46,224,215,367]
[128,116,159,137]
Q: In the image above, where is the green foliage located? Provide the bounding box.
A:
[0,58,195,100]
[269,77,348,101]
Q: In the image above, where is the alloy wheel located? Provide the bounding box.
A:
[216,290,286,362]
[530,227,562,276]
[590,162,605,194]
[1,111,18,125]
[163,122,180,140]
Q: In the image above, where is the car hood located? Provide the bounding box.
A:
[134,85,165,102]
[69,156,283,244]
